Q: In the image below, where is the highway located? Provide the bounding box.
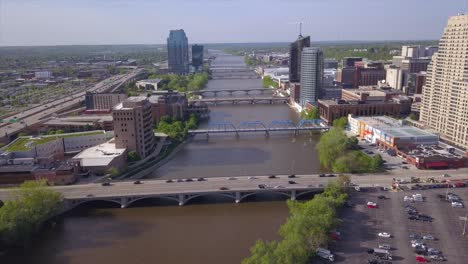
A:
[0,172,466,202]
[0,69,144,138]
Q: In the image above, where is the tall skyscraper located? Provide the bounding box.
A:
[167,29,189,74]
[113,97,155,158]
[289,35,310,83]
[420,14,468,149]
[300,47,324,107]
[191,44,204,71]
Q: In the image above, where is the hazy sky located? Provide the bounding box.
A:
[0,0,466,46]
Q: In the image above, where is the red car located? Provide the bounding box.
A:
[455,182,466,188]
[367,204,378,209]
[416,256,429,263]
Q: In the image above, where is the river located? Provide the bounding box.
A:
[2,51,323,264]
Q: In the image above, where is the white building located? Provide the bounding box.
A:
[386,66,403,90]
[35,71,53,79]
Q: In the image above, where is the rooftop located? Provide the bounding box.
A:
[3,131,106,152]
[72,140,126,167]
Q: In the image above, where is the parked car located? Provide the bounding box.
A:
[367,202,378,208]
[327,174,336,177]
[133,180,142,184]
[430,255,445,261]
[378,244,391,250]
[378,232,391,238]
[423,235,435,240]
[404,196,414,202]
[377,195,387,200]
[451,201,464,208]
[258,184,266,189]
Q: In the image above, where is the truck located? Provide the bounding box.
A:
[316,247,335,262]
[373,248,392,260]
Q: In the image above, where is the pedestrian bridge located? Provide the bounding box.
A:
[189,96,289,105]
[190,88,274,97]
[188,119,329,136]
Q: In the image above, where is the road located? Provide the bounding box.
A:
[0,172,467,201]
[0,69,144,138]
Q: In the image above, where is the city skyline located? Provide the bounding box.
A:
[1,0,466,46]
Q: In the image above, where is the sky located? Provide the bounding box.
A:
[0,0,466,46]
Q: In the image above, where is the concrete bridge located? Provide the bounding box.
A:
[189,96,289,105]
[211,75,260,80]
[190,88,274,97]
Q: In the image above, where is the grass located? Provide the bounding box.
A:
[4,131,105,152]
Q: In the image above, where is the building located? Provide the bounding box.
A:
[167,29,189,74]
[72,140,127,174]
[289,35,310,83]
[85,92,127,111]
[420,14,468,150]
[425,46,438,57]
[414,72,426,94]
[386,66,403,90]
[135,79,164,90]
[339,67,356,88]
[192,44,204,71]
[401,57,431,73]
[113,97,155,158]
[148,90,188,122]
[300,47,323,107]
[342,57,362,68]
[324,58,338,69]
[318,86,410,123]
[401,45,425,58]
[355,67,386,87]
[42,115,114,132]
[35,71,53,79]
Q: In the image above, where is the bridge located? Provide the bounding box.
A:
[189,96,289,105]
[188,119,329,136]
[0,174,395,210]
[190,88,275,97]
[211,75,260,80]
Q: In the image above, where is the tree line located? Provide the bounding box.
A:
[242,177,349,264]
[156,114,199,142]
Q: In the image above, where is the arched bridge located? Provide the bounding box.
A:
[189,96,289,105]
[190,88,275,97]
[188,119,329,136]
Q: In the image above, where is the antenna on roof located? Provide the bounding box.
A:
[297,22,303,37]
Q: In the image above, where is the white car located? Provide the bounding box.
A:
[452,201,464,208]
[367,201,377,206]
[404,196,414,202]
[247,176,257,180]
[378,232,391,238]
[423,235,435,240]
[274,185,284,189]
[378,244,391,250]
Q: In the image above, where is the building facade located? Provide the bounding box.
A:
[167,29,189,75]
[289,35,310,83]
[300,47,323,107]
[420,14,468,149]
[113,97,155,158]
[85,92,127,111]
[342,57,362,68]
[192,44,204,71]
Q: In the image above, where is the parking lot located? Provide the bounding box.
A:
[327,187,468,264]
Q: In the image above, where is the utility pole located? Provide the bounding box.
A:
[463,208,467,236]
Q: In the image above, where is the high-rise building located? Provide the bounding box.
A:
[167,29,189,74]
[113,97,155,158]
[324,58,338,69]
[386,66,403,90]
[191,44,204,71]
[421,14,468,149]
[300,47,323,107]
[289,35,310,83]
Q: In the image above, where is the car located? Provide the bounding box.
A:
[288,174,296,178]
[427,248,441,255]
[185,178,194,182]
[451,201,464,208]
[422,235,435,240]
[409,234,422,239]
[455,182,465,187]
[227,177,237,180]
[219,187,229,190]
[378,244,391,250]
[404,196,414,202]
[377,195,387,200]
[327,174,336,177]
[248,176,257,180]
[133,180,142,184]
[101,182,111,186]
[367,248,375,254]
[166,179,174,183]
[443,173,450,177]
[274,185,284,189]
[258,184,266,189]
[430,255,445,261]
[367,201,377,206]
[378,232,391,238]
[417,214,432,222]
[268,175,277,179]
[414,248,427,255]
[416,256,429,263]
[408,215,418,220]
[318,174,326,177]
[176,179,184,183]
[86,194,94,197]
[197,177,206,181]
[402,161,408,164]
[288,180,297,184]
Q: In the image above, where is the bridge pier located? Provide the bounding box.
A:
[178,194,185,206]
[235,192,241,203]
[290,190,297,201]
[121,197,129,208]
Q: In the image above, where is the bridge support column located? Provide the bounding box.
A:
[120,197,129,208]
[235,192,241,203]
[206,133,209,141]
[290,190,297,201]
[178,194,185,206]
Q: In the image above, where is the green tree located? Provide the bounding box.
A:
[55,129,65,134]
[127,150,140,162]
[0,180,62,247]
[347,136,359,150]
[262,76,278,88]
[301,108,320,120]
[316,128,349,170]
[108,167,120,177]
[409,113,418,121]
[333,117,348,130]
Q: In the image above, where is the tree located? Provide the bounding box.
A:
[409,113,418,121]
[55,129,65,134]
[301,108,320,120]
[108,167,120,177]
[371,154,384,171]
[346,136,359,150]
[316,128,349,169]
[262,76,278,88]
[0,180,62,247]
[333,117,348,130]
[127,151,140,162]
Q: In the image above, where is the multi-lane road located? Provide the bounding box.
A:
[0,69,144,138]
[0,172,466,202]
